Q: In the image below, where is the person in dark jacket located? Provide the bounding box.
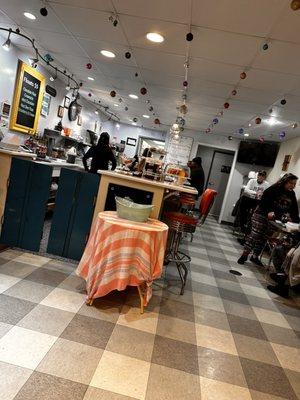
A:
[188,157,205,198]
[82,132,116,173]
[238,173,299,266]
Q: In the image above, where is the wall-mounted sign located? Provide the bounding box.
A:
[41,93,51,117]
[9,60,45,134]
[126,137,137,146]
[46,85,57,97]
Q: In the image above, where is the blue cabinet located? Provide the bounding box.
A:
[0,158,52,251]
[47,168,99,260]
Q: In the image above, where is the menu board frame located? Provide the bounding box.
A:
[9,60,45,135]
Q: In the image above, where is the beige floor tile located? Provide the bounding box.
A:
[253,307,291,329]
[0,326,57,369]
[0,361,33,400]
[196,324,237,355]
[191,271,217,286]
[0,322,12,339]
[285,369,300,399]
[271,343,300,372]
[0,273,20,293]
[14,253,50,267]
[90,350,150,399]
[0,249,23,260]
[146,363,201,400]
[156,314,197,344]
[200,377,252,400]
[192,292,225,313]
[40,287,85,313]
[240,284,272,299]
[117,306,158,334]
[37,338,103,384]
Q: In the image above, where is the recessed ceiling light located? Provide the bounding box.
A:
[146,32,164,43]
[88,77,94,81]
[132,122,137,126]
[24,12,36,20]
[95,111,99,114]
[114,103,119,107]
[248,123,252,127]
[100,50,115,58]
[116,124,120,128]
[244,133,249,137]
[129,94,138,99]
[143,114,150,118]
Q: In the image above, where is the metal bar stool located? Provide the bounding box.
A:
[164,211,198,294]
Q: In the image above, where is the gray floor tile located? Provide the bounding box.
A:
[194,306,230,331]
[42,259,76,275]
[0,294,36,325]
[227,314,268,340]
[151,335,199,375]
[0,261,37,278]
[25,268,69,287]
[4,280,54,303]
[106,325,155,362]
[261,322,300,349]
[198,346,247,387]
[61,314,115,349]
[0,322,12,338]
[58,274,86,294]
[159,298,195,322]
[14,371,88,400]
[18,304,75,336]
[240,358,298,399]
[218,287,250,305]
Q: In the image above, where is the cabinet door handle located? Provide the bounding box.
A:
[6,178,10,188]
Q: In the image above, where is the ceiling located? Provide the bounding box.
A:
[1,0,300,142]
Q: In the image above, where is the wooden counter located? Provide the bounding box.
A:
[93,170,198,222]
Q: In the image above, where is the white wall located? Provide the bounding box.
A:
[0,41,105,145]
[102,120,166,158]
[268,136,300,199]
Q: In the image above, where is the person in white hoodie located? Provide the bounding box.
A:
[244,171,269,200]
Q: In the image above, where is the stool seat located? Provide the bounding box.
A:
[164,211,198,226]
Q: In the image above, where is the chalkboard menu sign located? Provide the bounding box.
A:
[9,60,45,134]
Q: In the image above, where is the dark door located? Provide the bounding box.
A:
[206,151,234,216]
[47,169,99,260]
[0,158,52,251]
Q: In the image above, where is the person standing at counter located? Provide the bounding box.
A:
[83,132,116,173]
[238,173,300,266]
[188,157,205,198]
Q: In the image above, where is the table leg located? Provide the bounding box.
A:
[137,286,144,314]
[86,298,94,306]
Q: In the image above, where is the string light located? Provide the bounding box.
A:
[2,29,11,51]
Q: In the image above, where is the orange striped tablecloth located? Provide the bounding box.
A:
[76,211,168,306]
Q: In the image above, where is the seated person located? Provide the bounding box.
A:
[268,237,300,297]
[188,157,205,198]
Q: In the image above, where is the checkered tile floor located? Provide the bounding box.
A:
[0,217,299,399]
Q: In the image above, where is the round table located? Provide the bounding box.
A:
[76,211,168,312]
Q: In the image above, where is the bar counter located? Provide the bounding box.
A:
[93,170,198,221]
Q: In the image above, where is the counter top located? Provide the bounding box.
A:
[0,148,36,158]
[98,170,198,195]
[34,159,84,169]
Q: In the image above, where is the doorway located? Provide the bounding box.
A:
[196,145,234,217]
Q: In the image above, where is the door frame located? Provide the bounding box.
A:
[194,142,238,224]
